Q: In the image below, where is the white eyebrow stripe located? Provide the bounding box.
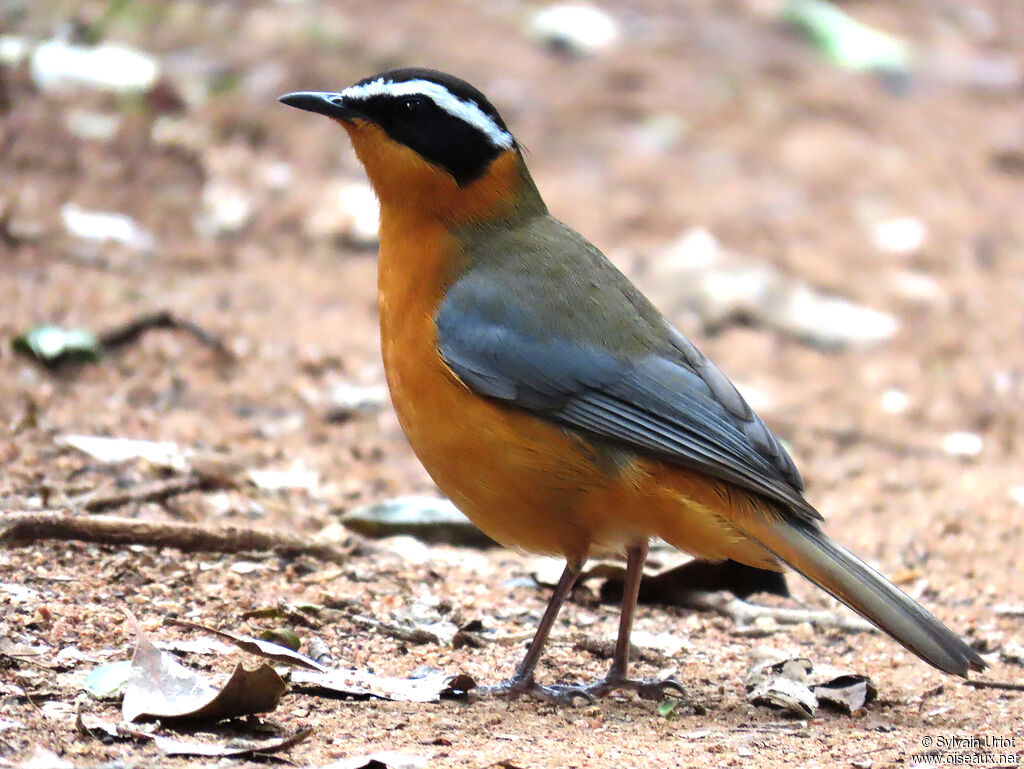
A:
[339,78,515,149]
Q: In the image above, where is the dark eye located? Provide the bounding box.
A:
[398,97,426,118]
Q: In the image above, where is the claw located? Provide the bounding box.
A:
[634,677,686,701]
[471,674,685,706]
[472,679,596,706]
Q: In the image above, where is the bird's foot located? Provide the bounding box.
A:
[471,673,684,705]
[472,676,596,706]
[585,673,686,701]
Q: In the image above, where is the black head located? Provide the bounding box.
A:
[280,68,517,186]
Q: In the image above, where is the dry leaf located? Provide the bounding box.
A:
[167,619,327,672]
[292,666,474,703]
[122,614,286,722]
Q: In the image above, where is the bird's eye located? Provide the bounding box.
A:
[398,97,426,117]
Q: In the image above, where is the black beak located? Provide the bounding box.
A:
[279,91,364,122]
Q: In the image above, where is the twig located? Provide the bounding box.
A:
[348,614,443,645]
[0,510,352,564]
[965,680,1024,692]
[683,590,873,633]
[69,475,217,512]
[98,310,232,360]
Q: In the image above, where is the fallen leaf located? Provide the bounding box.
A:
[122,614,286,722]
[166,619,327,672]
[744,649,875,717]
[806,664,877,714]
[292,666,474,703]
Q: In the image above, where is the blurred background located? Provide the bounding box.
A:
[1,0,1023,761]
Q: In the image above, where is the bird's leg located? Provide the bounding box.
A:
[584,540,685,701]
[474,558,595,705]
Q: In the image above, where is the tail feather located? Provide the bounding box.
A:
[737,514,986,677]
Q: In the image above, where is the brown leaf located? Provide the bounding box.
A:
[122,614,286,722]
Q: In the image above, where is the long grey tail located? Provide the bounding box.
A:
[737,514,986,677]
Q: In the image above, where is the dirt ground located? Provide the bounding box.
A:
[2,1,1023,767]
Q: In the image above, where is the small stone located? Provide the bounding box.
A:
[64,109,122,142]
[880,388,910,414]
[662,227,722,270]
[248,460,320,492]
[0,35,30,66]
[31,38,159,95]
[304,180,379,246]
[60,203,156,252]
[529,4,620,56]
[342,496,494,548]
[941,431,983,458]
[325,382,387,422]
[872,217,927,255]
[61,435,189,471]
[195,182,253,238]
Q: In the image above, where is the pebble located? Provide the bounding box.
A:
[872,216,927,255]
[0,34,30,65]
[325,382,387,422]
[60,203,156,252]
[61,434,189,471]
[30,38,159,95]
[64,109,122,142]
[342,496,494,548]
[529,4,620,56]
[248,460,320,492]
[880,388,910,414]
[194,182,254,238]
[941,431,983,458]
[304,180,379,246]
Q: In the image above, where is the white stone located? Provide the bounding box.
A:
[880,388,910,414]
[530,4,620,55]
[60,203,156,252]
[941,431,983,457]
[872,216,926,255]
[31,38,159,95]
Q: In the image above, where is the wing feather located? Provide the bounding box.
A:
[436,270,818,522]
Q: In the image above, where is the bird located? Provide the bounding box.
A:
[280,68,985,703]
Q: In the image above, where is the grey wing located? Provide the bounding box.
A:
[436,272,819,522]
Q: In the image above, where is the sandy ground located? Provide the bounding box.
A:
[2,1,1023,767]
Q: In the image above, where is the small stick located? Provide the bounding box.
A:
[0,511,351,564]
[348,614,443,645]
[98,310,232,360]
[70,476,216,513]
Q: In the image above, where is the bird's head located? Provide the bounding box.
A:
[281,68,543,224]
